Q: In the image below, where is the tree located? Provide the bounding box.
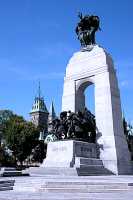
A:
[123,116,129,141]
[0,144,15,167]
[123,117,133,160]
[3,114,40,165]
[0,110,13,124]
[0,110,14,143]
[31,141,47,163]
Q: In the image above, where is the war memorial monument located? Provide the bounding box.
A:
[41,13,132,176]
[1,13,133,199]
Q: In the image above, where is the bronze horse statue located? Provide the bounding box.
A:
[76,13,100,47]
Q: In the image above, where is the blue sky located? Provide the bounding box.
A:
[0,0,133,123]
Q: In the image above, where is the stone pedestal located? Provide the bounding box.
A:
[62,45,132,175]
[42,140,98,168]
[28,140,112,176]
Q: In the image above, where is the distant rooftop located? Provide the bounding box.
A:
[30,82,48,113]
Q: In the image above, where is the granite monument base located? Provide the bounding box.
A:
[27,140,113,176]
[42,140,98,168]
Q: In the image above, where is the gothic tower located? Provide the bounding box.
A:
[30,82,49,133]
[48,101,56,124]
[48,101,56,133]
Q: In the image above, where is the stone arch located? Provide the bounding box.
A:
[75,76,95,112]
[62,45,131,174]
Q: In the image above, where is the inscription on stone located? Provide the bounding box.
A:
[81,147,92,153]
[75,143,97,158]
[52,147,67,152]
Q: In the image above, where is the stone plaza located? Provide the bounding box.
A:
[1,176,133,199]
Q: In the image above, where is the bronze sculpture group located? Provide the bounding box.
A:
[45,13,100,143]
[47,108,96,143]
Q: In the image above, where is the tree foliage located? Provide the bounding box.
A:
[0,144,15,167]
[31,141,47,163]
[0,110,14,140]
[123,117,133,159]
[0,110,13,125]
[123,117,129,138]
[3,113,40,164]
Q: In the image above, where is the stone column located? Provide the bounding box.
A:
[95,68,131,174]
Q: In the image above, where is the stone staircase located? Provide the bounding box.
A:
[40,181,133,193]
[25,157,113,176]
[75,157,113,175]
[0,179,15,191]
[14,177,45,191]
[13,176,133,193]
[0,176,132,199]
[0,167,29,177]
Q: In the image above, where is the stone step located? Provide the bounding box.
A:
[14,179,133,185]
[77,166,113,175]
[42,181,133,189]
[0,167,29,177]
[1,191,133,200]
[1,171,22,177]
[13,176,133,193]
[75,157,103,166]
[14,177,133,185]
[0,186,13,191]
[26,166,113,176]
[1,167,17,171]
[39,187,133,193]
[43,182,130,187]
[14,185,133,193]
[0,182,14,187]
[0,171,29,177]
[0,180,15,191]
[26,167,78,176]
[0,180,15,185]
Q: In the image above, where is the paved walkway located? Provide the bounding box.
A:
[1,190,133,200]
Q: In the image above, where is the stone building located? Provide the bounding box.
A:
[29,83,49,135]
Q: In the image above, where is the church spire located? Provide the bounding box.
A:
[48,101,56,133]
[30,81,48,113]
[38,80,41,99]
[50,101,56,117]
[48,101,56,123]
